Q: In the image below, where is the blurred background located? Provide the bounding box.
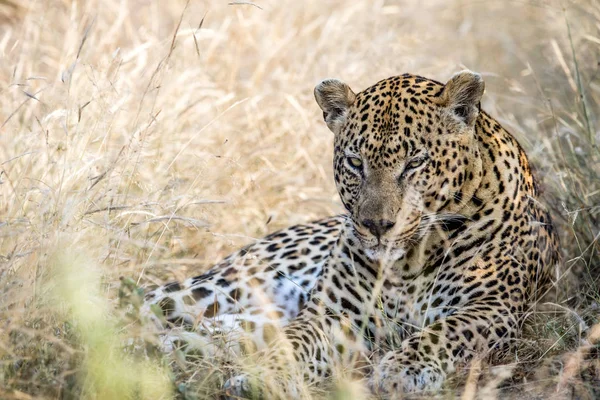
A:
[0,0,598,398]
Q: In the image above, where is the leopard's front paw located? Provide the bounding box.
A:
[369,354,445,395]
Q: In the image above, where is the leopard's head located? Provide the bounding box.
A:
[315,71,485,262]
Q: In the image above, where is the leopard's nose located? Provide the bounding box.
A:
[361,219,395,238]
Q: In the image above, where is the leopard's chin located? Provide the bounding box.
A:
[363,245,406,264]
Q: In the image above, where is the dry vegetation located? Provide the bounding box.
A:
[0,0,599,399]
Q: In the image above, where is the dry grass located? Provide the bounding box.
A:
[0,0,599,399]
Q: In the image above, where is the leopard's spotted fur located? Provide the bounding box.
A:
[143,70,560,398]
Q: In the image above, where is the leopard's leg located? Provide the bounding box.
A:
[158,304,291,356]
[223,311,369,399]
[224,238,381,399]
[140,216,343,345]
[370,301,518,394]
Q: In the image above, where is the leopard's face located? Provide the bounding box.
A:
[315,72,485,262]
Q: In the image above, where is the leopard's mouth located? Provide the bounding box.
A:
[349,223,408,263]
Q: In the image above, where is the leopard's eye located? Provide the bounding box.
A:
[347,156,363,170]
[405,157,426,171]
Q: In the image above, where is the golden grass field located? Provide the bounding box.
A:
[0,0,599,399]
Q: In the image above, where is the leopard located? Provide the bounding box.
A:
[142,70,560,398]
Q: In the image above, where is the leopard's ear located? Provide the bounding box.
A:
[314,79,356,133]
[436,70,485,126]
